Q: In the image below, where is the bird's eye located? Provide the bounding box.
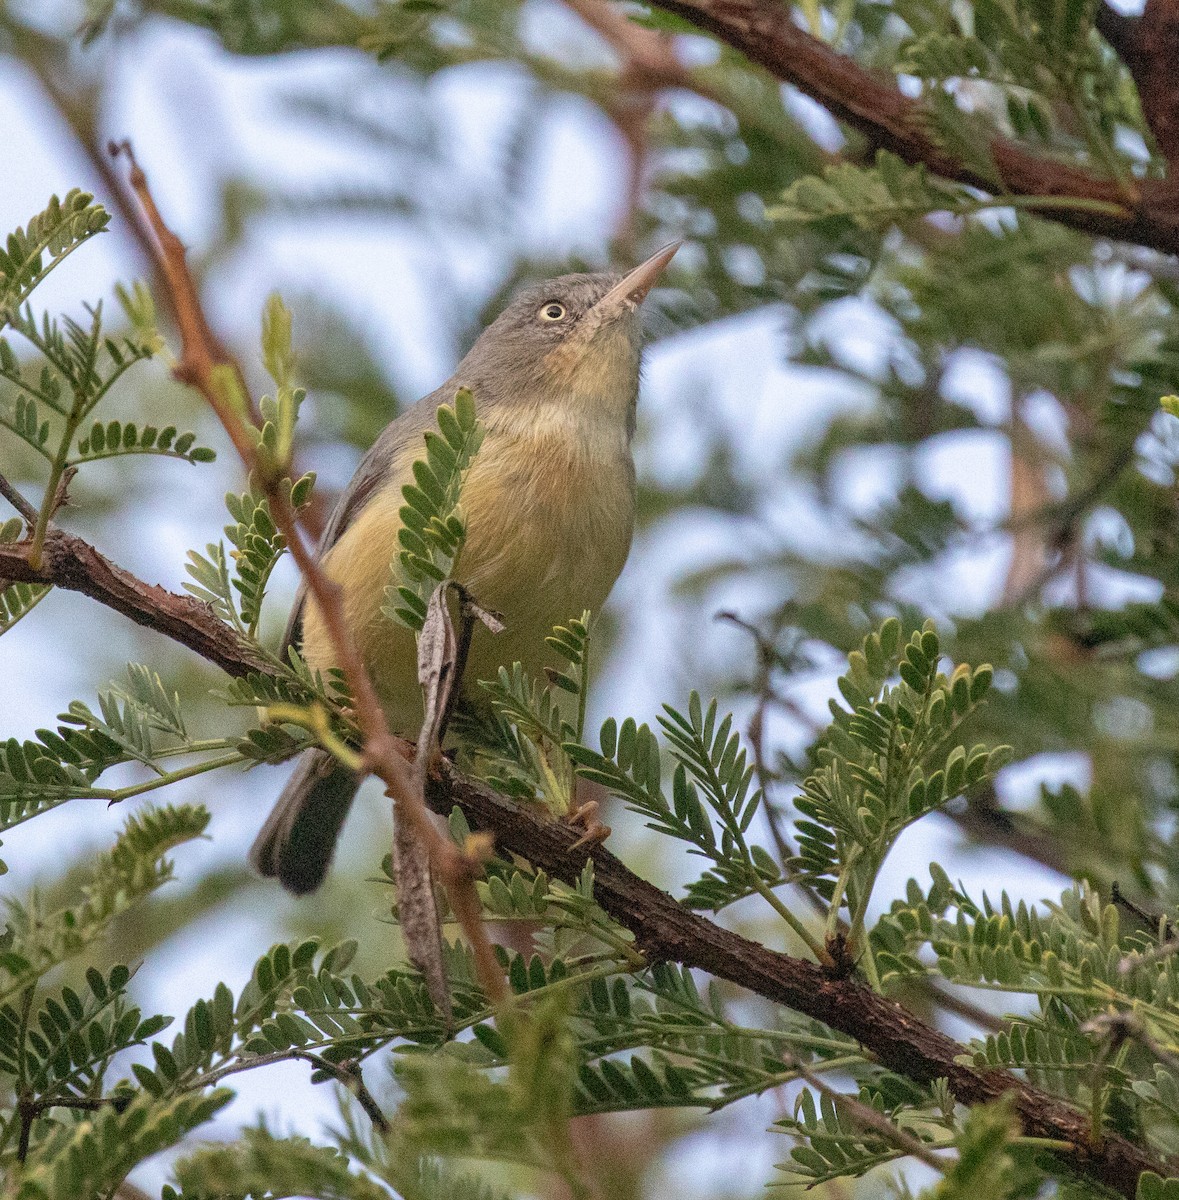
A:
[538,302,567,322]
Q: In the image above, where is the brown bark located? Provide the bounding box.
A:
[0,528,270,677]
[643,0,1179,254]
[0,518,1169,1194]
[430,764,1169,1198]
[1137,0,1179,165]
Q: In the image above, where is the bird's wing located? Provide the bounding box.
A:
[281,382,459,655]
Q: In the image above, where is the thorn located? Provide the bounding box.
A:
[568,799,611,850]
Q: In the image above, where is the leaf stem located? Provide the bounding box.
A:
[83,752,244,802]
[29,409,81,570]
[751,876,829,963]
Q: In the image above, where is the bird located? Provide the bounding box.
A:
[250,242,680,894]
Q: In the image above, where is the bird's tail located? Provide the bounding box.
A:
[250,749,360,894]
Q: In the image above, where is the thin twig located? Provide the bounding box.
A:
[716,611,797,866]
[15,1097,31,1163]
[563,0,721,100]
[299,1052,391,1134]
[15,1086,132,1158]
[1111,881,1174,941]
[108,141,255,430]
[111,141,507,1009]
[176,1046,390,1131]
[1085,1012,1179,1082]
[0,471,38,525]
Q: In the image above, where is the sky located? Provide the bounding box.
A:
[0,6,1083,1193]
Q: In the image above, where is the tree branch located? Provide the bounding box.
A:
[0,130,1164,1195]
[1095,1,1142,73]
[0,472,37,526]
[0,512,1164,1195]
[0,528,270,677]
[640,0,1179,254]
[428,763,1169,1199]
[1134,0,1179,165]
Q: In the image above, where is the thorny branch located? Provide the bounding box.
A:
[0,509,1167,1195]
[108,142,506,1009]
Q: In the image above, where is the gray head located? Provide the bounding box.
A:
[452,243,679,410]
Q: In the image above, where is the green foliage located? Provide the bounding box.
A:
[869,872,1179,1156]
[74,419,214,464]
[171,1128,392,1200]
[895,0,1134,178]
[918,1097,1029,1200]
[0,664,250,840]
[463,613,594,816]
[1139,1173,1179,1200]
[247,293,307,479]
[792,619,1009,961]
[770,151,971,233]
[185,473,314,636]
[383,387,484,630]
[0,965,168,1097]
[0,804,209,1179]
[0,805,209,1003]
[0,581,51,636]
[0,191,216,685]
[0,303,160,463]
[14,1091,233,1200]
[776,1083,921,1186]
[122,938,432,1100]
[0,192,110,327]
[566,692,788,913]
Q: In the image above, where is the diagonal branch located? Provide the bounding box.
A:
[0,528,270,676]
[640,0,1179,255]
[429,764,1170,1199]
[0,511,1165,1196]
[0,472,38,526]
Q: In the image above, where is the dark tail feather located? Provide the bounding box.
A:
[250,750,360,895]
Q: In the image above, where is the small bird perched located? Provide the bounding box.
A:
[251,243,679,894]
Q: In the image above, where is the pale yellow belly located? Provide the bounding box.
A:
[300,429,634,737]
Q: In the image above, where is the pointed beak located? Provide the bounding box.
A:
[594,241,681,315]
